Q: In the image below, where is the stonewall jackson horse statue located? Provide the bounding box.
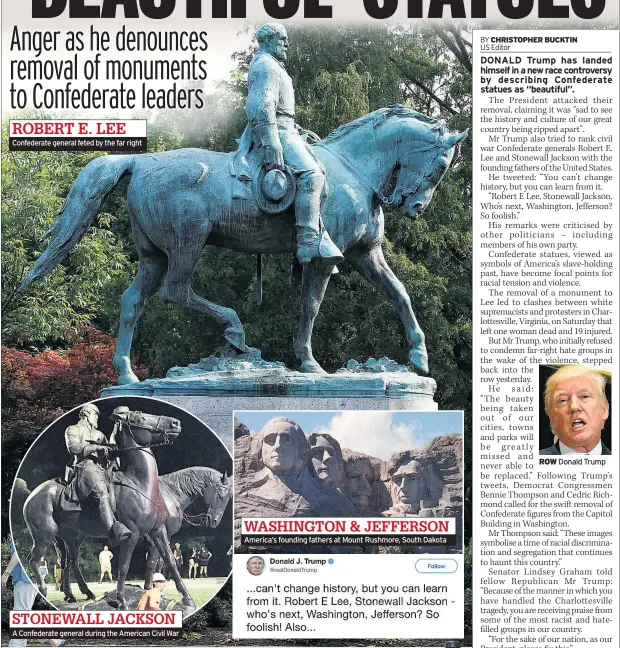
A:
[144,467,233,590]
[22,409,196,611]
[21,105,467,383]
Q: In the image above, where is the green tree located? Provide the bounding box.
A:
[3,24,473,413]
[1,120,132,347]
[1,25,474,638]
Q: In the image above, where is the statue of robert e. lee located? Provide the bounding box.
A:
[64,403,131,545]
[245,22,343,265]
[19,20,467,384]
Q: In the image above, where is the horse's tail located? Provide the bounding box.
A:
[12,477,32,512]
[23,479,60,540]
[20,155,134,290]
[23,486,38,534]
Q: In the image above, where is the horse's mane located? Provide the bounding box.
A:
[160,466,221,498]
[322,104,445,143]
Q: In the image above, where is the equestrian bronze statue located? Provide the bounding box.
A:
[144,467,232,590]
[22,406,196,611]
[245,23,343,266]
[63,403,131,545]
[20,26,467,384]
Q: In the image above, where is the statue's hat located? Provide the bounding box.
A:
[253,165,296,214]
[81,402,99,416]
[110,405,131,421]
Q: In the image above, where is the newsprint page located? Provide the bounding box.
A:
[0,2,618,648]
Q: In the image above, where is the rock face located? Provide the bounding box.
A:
[307,432,346,491]
[234,417,355,520]
[234,420,463,550]
[382,434,463,513]
[341,449,391,515]
[338,357,412,373]
[381,434,463,548]
[234,419,250,439]
[106,350,437,404]
[168,347,286,377]
[338,435,462,522]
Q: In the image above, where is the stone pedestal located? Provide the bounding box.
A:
[101,352,437,453]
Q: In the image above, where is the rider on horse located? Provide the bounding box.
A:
[64,403,131,546]
[247,23,343,266]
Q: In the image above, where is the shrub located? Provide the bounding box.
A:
[1,326,147,424]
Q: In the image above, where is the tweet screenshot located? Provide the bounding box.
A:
[232,410,465,639]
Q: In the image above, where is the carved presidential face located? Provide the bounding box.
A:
[345,460,374,508]
[391,461,424,511]
[262,429,299,472]
[310,436,341,486]
[258,418,308,475]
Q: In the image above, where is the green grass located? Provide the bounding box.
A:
[45,577,229,610]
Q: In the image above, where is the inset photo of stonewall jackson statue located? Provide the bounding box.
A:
[234,412,463,552]
[10,397,233,617]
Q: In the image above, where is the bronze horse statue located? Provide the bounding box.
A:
[144,467,232,590]
[22,409,195,610]
[21,105,467,383]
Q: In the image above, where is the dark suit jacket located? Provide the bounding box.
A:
[540,442,611,455]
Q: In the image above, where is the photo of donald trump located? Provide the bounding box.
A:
[540,365,611,455]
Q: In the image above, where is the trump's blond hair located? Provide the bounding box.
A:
[544,365,608,416]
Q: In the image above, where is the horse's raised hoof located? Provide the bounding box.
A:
[116,370,140,385]
[114,355,141,385]
[183,596,196,608]
[224,331,247,353]
[64,594,76,603]
[409,348,429,376]
[221,342,244,358]
[299,358,328,374]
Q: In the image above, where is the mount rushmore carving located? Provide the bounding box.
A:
[234,417,462,533]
